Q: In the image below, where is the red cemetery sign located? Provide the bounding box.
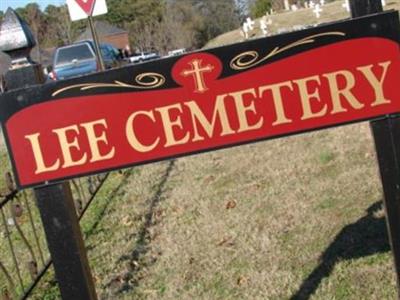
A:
[75,0,96,16]
[0,11,399,188]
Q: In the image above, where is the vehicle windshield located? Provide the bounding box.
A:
[55,44,95,66]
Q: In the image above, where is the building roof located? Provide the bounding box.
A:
[76,21,127,41]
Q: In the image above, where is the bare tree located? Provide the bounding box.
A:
[55,5,75,45]
[45,5,75,46]
[21,3,44,63]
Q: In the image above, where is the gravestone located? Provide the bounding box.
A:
[284,0,290,10]
[244,17,255,30]
[313,4,323,18]
[241,26,249,39]
[292,24,307,31]
[242,17,255,39]
[260,16,272,36]
[343,0,350,12]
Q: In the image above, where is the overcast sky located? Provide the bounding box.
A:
[1,0,64,12]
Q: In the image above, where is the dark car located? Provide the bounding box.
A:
[49,41,121,81]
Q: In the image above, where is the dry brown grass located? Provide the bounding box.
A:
[82,123,397,299]
[0,128,11,192]
[206,0,400,48]
[115,125,394,299]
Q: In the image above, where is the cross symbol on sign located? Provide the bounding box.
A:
[181,59,214,93]
[75,0,96,16]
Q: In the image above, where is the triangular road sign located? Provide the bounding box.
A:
[74,0,96,16]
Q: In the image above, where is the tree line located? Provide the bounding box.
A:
[0,0,294,55]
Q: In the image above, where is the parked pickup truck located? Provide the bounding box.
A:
[128,52,160,64]
[49,41,122,81]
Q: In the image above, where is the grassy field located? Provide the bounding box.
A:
[0,129,11,192]
[3,1,400,299]
[206,0,400,48]
[80,124,395,300]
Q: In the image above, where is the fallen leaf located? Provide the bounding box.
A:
[237,276,248,286]
[226,200,237,209]
[217,236,235,247]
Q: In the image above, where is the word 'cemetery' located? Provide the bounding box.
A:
[25,61,392,176]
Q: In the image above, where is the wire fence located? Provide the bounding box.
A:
[0,171,109,300]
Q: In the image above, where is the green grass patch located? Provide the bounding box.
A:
[319,151,335,164]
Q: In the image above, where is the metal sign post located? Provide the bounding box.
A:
[67,0,107,71]
[88,15,105,71]
[351,0,400,296]
[34,183,98,300]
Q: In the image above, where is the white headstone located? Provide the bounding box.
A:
[309,0,316,8]
[242,24,249,39]
[277,28,290,34]
[242,17,256,40]
[260,16,272,36]
[313,4,323,18]
[342,0,350,12]
[320,0,325,5]
[284,0,290,10]
[260,22,268,36]
[7,218,15,226]
[245,17,255,30]
[291,4,298,11]
[304,2,309,8]
[293,25,306,31]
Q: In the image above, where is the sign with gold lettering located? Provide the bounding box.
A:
[0,11,399,188]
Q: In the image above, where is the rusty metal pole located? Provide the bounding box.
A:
[88,16,105,71]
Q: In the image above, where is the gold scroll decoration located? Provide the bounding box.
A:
[230,32,346,71]
[52,72,166,97]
